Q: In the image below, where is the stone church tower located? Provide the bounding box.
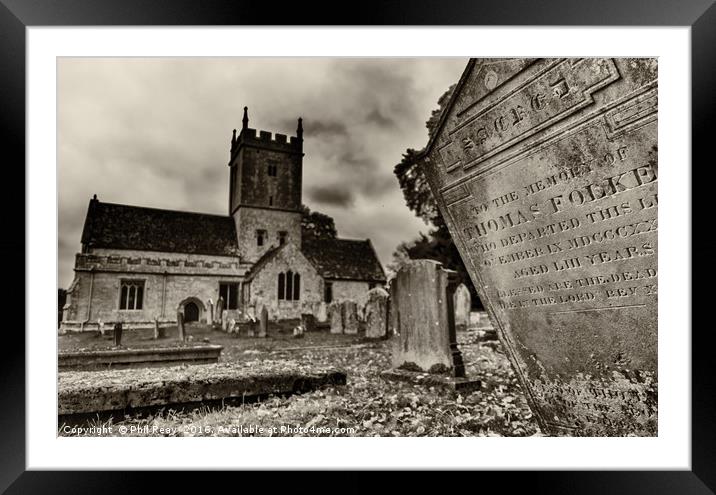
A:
[228,107,304,263]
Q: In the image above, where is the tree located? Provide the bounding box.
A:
[392,83,483,309]
[301,205,337,240]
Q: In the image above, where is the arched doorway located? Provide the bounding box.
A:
[184,302,199,322]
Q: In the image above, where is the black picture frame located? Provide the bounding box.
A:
[3,0,709,491]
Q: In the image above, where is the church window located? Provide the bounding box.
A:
[269,195,273,206]
[278,231,287,245]
[219,282,239,310]
[278,273,285,300]
[119,280,144,310]
[278,271,301,301]
[257,230,266,247]
[286,270,294,299]
[267,161,278,177]
[324,281,333,303]
[293,273,300,300]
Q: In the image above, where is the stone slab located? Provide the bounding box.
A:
[421,58,658,436]
[380,369,481,393]
[58,345,223,371]
[390,260,455,372]
[58,362,347,415]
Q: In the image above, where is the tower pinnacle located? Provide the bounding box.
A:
[242,106,249,130]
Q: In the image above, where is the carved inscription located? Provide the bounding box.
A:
[439,58,620,172]
[423,58,658,435]
[446,122,657,316]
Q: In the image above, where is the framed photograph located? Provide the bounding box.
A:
[5,0,710,490]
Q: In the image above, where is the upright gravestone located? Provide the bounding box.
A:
[207,299,214,325]
[153,317,160,340]
[342,301,359,335]
[216,297,224,326]
[389,260,463,374]
[113,322,123,347]
[364,287,389,339]
[420,58,658,436]
[453,283,472,331]
[176,311,185,342]
[301,313,316,333]
[258,306,268,338]
[328,301,343,334]
[316,302,328,323]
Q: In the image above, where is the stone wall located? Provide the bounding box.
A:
[61,248,245,332]
[232,207,301,263]
[245,242,323,320]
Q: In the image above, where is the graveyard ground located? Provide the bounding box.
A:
[58,322,542,437]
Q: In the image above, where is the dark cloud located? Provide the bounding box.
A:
[306,185,355,207]
[57,58,468,288]
[365,108,395,128]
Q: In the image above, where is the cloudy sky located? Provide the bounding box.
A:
[58,58,467,288]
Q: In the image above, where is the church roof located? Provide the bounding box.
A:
[301,237,386,283]
[81,199,240,257]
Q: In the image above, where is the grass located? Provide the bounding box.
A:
[58,324,541,437]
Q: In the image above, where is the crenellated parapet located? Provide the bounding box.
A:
[229,106,303,163]
[75,252,249,276]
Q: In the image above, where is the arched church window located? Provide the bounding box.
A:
[119,280,145,310]
[277,271,301,301]
[293,273,300,300]
[286,270,294,300]
[278,273,285,300]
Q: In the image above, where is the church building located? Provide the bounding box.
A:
[60,108,386,332]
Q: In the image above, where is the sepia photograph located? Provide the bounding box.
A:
[56,56,658,438]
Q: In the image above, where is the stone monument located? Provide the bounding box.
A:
[328,301,343,334]
[258,305,268,338]
[419,58,658,435]
[342,301,359,335]
[381,260,480,392]
[453,283,471,331]
[364,287,389,339]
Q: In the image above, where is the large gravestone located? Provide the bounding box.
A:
[420,58,657,436]
[382,260,480,392]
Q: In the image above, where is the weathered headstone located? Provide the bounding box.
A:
[453,283,471,331]
[227,318,236,335]
[316,302,328,322]
[389,260,464,375]
[113,322,123,347]
[342,300,359,335]
[207,299,214,325]
[177,311,185,342]
[364,287,389,339]
[216,297,225,325]
[420,58,658,436]
[221,310,229,331]
[97,319,105,337]
[153,317,160,340]
[301,313,316,333]
[258,306,268,338]
[328,301,343,334]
